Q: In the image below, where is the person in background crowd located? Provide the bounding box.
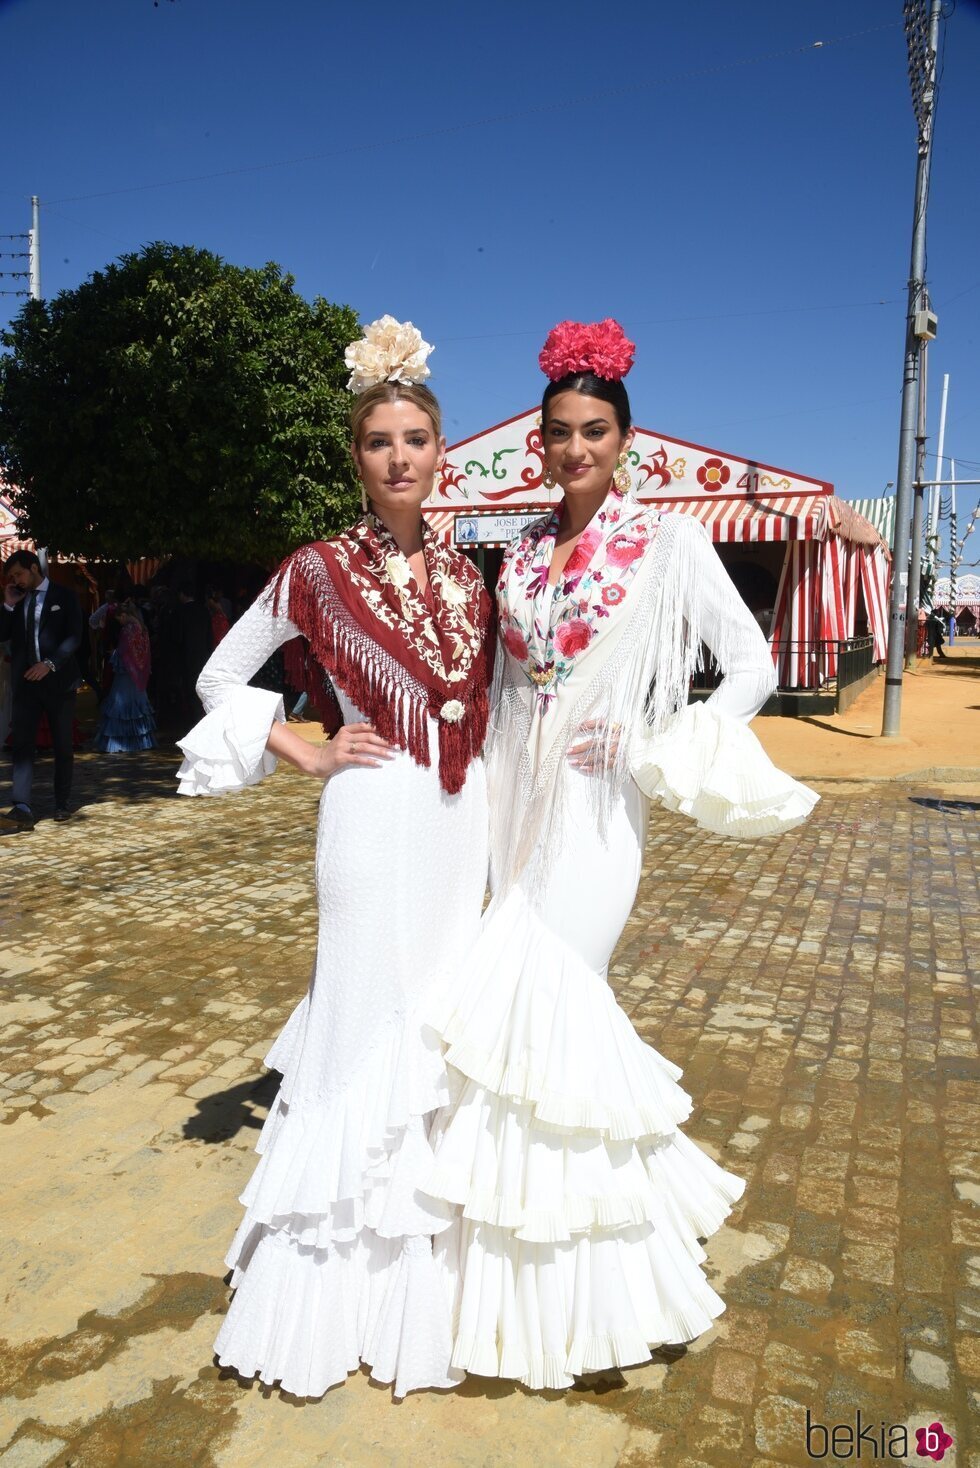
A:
[0,549,83,831]
[926,608,948,660]
[287,690,310,722]
[94,575,136,697]
[232,583,253,622]
[175,580,213,721]
[90,599,157,752]
[144,584,182,728]
[210,585,233,622]
[206,589,231,648]
[89,587,118,699]
[0,621,11,748]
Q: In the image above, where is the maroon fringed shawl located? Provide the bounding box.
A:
[271,515,494,795]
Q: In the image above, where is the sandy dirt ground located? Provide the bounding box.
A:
[754,645,979,781]
[0,650,976,1467]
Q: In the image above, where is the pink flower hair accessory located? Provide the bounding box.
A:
[538,318,636,383]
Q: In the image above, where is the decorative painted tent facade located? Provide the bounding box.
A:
[423,409,891,691]
[933,574,980,632]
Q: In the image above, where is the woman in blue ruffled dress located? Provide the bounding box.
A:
[91,600,156,752]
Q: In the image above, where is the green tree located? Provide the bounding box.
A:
[0,243,360,562]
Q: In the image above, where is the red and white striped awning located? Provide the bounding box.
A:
[651,494,828,544]
[426,492,888,554]
[424,497,829,547]
[424,509,456,541]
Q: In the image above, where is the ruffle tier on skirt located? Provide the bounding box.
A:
[424,885,745,1391]
[214,988,463,1399]
[93,672,156,752]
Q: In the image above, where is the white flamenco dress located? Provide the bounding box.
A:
[177,579,489,1398]
[423,507,818,1389]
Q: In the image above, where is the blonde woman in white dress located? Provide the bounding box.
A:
[423,319,818,1389]
[178,320,494,1398]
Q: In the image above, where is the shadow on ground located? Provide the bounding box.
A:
[909,796,980,813]
[183,1071,281,1143]
[0,743,183,813]
[930,652,980,676]
[797,716,871,740]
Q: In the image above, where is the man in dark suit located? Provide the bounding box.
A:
[1,549,83,832]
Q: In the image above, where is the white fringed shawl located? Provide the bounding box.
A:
[488,509,786,896]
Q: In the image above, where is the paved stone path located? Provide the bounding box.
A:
[0,749,977,1467]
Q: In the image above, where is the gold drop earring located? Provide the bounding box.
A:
[612,452,632,495]
[542,468,556,490]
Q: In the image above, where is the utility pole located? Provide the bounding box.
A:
[29,195,40,300]
[905,331,929,666]
[881,0,944,735]
[949,459,957,643]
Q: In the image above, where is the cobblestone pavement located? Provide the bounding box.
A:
[0,748,978,1468]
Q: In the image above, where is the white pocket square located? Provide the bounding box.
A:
[49,604,61,612]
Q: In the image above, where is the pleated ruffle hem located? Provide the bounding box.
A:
[213,988,463,1399]
[423,885,745,1391]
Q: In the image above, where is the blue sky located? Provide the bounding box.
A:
[2,0,978,569]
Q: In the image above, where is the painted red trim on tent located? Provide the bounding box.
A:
[446,409,833,495]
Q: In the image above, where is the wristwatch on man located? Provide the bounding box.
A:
[43,659,56,672]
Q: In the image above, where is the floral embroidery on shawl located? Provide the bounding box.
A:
[498,496,659,710]
[272,514,494,794]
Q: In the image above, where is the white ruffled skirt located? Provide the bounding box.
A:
[213,995,463,1398]
[421,715,815,1390]
[206,705,490,1400]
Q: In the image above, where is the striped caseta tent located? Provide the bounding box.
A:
[424,409,891,691]
[847,494,897,551]
[636,488,889,690]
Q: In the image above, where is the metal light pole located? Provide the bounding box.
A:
[949,459,957,643]
[28,195,40,300]
[28,194,47,577]
[881,0,944,735]
[905,333,929,666]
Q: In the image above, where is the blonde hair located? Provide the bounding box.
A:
[349,381,442,443]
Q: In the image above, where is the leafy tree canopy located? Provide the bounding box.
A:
[0,243,360,562]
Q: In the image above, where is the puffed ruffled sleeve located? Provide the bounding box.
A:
[632,700,818,837]
[631,517,819,837]
[176,581,301,797]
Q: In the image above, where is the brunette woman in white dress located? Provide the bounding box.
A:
[423,320,818,1389]
[178,319,494,1398]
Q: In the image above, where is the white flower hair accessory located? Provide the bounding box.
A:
[345,315,434,395]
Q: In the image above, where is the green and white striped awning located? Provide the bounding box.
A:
[847,495,897,549]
